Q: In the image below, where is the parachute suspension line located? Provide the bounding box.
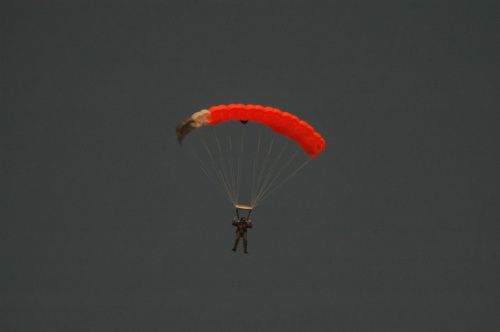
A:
[214,133,239,204]
[210,136,234,203]
[251,148,299,207]
[253,156,311,208]
[250,137,278,207]
[191,146,232,204]
[190,148,226,195]
[227,134,238,204]
[257,139,274,192]
[252,135,275,206]
[236,132,244,206]
[202,140,236,205]
[250,132,262,204]
[250,140,288,207]
[186,127,225,195]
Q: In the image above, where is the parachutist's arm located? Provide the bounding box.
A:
[247,219,253,228]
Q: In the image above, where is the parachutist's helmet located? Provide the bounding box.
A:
[240,217,246,222]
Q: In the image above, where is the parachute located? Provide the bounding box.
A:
[176,104,326,209]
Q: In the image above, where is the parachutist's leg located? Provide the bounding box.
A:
[243,232,248,254]
[232,232,241,252]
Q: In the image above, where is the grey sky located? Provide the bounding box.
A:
[1,1,499,331]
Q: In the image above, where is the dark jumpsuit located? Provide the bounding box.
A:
[232,216,252,252]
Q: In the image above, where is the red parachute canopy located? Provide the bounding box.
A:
[176,104,326,207]
[206,104,326,159]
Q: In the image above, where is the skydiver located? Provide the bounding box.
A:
[231,216,252,254]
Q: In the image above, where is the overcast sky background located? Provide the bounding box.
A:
[1,1,499,331]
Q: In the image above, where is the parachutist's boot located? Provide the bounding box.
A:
[232,239,239,252]
[244,241,248,254]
